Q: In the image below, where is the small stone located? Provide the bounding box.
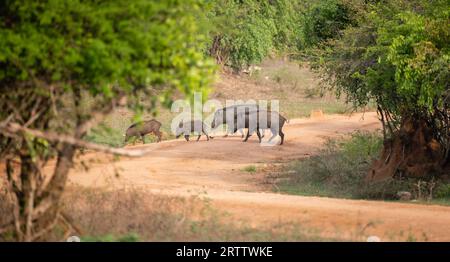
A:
[66,236,81,242]
[367,236,381,242]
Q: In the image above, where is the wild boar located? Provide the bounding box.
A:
[234,110,287,145]
[210,104,264,138]
[124,119,162,144]
[175,120,210,142]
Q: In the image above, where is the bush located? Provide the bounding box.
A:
[435,184,450,199]
[279,131,383,198]
[204,0,303,70]
[299,0,356,48]
[279,131,450,201]
[311,0,450,180]
[242,165,257,173]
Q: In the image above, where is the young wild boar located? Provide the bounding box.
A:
[176,120,210,142]
[124,119,162,144]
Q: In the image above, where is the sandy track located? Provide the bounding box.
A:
[68,112,450,241]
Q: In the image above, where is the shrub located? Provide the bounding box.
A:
[204,0,303,70]
[279,131,450,201]
[278,131,387,198]
[313,0,450,180]
[299,0,356,48]
[242,165,257,173]
[435,184,450,199]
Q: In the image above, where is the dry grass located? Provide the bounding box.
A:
[58,186,334,242]
[0,186,13,236]
[0,184,339,241]
[212,58,350,119]
[61,186,208,241]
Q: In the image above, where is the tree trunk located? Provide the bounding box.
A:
[6,143,76,241]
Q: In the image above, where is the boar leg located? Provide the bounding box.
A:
[279,130,285,145]
[224,126,233,137]
[202,129,210,141]
[141,135,146,144]
[268,128,278,143]
[184,135,190,141]
[154,130,162,142]
[243,129,251,142]
[256,129,262,143]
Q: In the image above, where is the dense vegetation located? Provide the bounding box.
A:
[0,0,214,241]
[311,0,449,180]
[202,0,300,70]
[202,0,361,69]
[274,0,449,200]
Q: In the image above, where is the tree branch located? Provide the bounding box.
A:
[30,214,59,242]
[0,122,155,157]
[75,94,127,138]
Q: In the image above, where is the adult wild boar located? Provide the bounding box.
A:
[234,110,287,145]
[124,119,162,144]
[210,104,264,138]
[175,120,210,142]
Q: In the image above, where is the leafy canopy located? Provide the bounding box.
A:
[316,0,449,117]
[0,0,216,119]
[203,0,303,70]
[0,0,218,242]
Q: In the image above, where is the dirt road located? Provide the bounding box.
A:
[68,112,450,241]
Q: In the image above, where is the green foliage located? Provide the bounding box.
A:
[270,0,303,52]
[202,0,364,70]
[435,184,450,199]
[315,0,449,126]
[82,233,140,242]
[0,0,217,155]
[383,10,450,111]
[310,1,449,181]
[204,0,303,70]
[299,0,356,48]
[0,0,216,123]
[242,165,257,173]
